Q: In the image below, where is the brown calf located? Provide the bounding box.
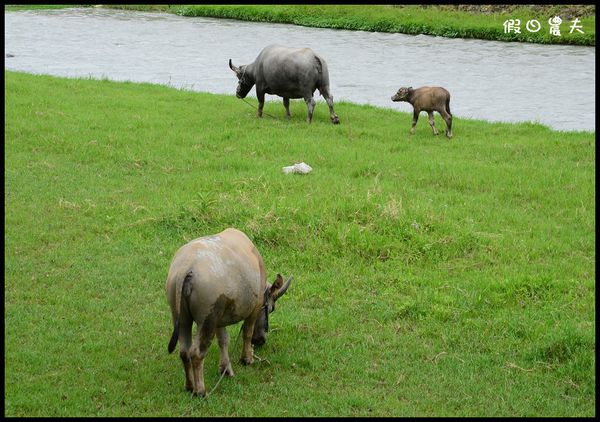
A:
[391,86,453,138]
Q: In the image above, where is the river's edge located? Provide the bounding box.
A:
[5,5,595,46]
[103,4,595,46]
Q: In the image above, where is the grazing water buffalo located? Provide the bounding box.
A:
[392,86,453,138]
[166,228,292,396]
[229,44,340,124]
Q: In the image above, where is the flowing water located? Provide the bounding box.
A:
[4,7,595,131]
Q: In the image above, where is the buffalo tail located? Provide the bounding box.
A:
[167,271,193,353]
[168,318,179,354]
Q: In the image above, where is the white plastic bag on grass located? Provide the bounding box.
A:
[282,162,312,174]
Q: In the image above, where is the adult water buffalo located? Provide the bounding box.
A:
[229,44,340,124]
[166,228,292,397]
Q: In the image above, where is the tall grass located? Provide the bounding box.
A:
[4,71,595,416]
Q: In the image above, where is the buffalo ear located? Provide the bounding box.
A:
[271,274,284,291]
[273,275,292,300]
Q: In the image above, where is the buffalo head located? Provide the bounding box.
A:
[229,59,255,99]
[391,86,413,102]
[252,274,293,347]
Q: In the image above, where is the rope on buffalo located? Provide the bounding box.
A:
[203,322,271,397]
[204,291,274,398]
[239,97,278,119]
[204,324,243,398]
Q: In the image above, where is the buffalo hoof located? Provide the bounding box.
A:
[240,356,253,366]
[219,363,235,377]
[192,390,206,398]
[185,383,193,392]
[331,116,340,124]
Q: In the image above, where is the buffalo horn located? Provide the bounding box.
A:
[228,59,239,74]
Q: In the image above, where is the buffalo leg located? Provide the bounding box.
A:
[190,323,216,397]
[428,111,439,135]
[283,97,291,118]
[441,109,453,138]
[410,109,420,134]
[319,86,340,124]
[216,327,234,377]
[304,95,316,123]
[240,311,259,365]
[178,315,194,392]
[256,91,265,118]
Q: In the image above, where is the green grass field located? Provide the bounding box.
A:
[4,71,595,416]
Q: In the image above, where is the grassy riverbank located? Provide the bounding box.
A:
[4,71,595,417]
[106,4,595,46]
[4,4,82,11]
[6,4,594,45]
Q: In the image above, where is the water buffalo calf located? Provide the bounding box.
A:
[392,86,453,138]
[165,228,292,396]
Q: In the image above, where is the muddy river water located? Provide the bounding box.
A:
[4,7,595,131]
